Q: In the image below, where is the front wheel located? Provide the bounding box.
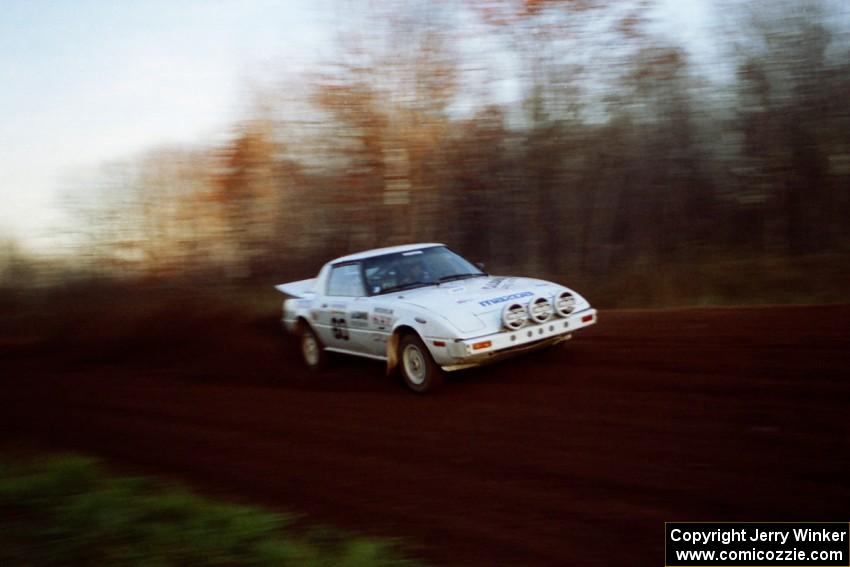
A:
[398,334,443,393]
[298,324,326,372]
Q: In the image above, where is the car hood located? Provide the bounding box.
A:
[394,275,574,334]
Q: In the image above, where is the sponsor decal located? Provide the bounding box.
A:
[447,286,466,294]
[331,317,349,340]
[482,277,517,290]
[371,307,394,330]
[482,277,507,290]
[371,314,393,329]
[349,311,368,328]
[478,291,534,307]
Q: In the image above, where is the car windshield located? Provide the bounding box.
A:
[362,246,485,296]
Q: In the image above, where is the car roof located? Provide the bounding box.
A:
[330,243,445,264]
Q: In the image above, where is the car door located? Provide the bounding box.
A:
[320,262,372,353]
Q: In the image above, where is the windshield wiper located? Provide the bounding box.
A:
[379,281,433,294]
[437,273,485,284]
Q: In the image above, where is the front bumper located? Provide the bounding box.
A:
[437,308,597,371]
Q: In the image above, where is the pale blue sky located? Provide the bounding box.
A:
[0,0,716,251]
[1,0,332,249]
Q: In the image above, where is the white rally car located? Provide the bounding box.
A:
[276,243,597,392]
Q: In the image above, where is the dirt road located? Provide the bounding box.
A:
[2,306,849,566]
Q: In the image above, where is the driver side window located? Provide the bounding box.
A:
[327,263,365,297]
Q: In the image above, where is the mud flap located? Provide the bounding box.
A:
[386,331,400,375]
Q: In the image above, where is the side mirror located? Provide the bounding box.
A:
[475,262,487,273]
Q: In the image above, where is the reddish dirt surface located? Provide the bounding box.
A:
[2,305,849,566]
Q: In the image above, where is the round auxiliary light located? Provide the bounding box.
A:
[528,295,553,323]
[502,302,528,330]
[555,291,576,317]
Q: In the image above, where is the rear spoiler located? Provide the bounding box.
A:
[274,278,317,298]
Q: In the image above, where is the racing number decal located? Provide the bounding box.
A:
[331,317,350,340]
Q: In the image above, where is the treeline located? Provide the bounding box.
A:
[45,0,849,303]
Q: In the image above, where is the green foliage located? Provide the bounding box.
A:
[0,455,424,567]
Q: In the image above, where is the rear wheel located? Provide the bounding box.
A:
[298,324,326,372]
[399,334,443,393]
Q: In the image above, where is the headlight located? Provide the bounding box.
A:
[502,302,528,330]
[554,291,576,317]
[528,295,553,323]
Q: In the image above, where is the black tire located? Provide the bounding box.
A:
[298,323,327,372]
[398,334,444,393]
